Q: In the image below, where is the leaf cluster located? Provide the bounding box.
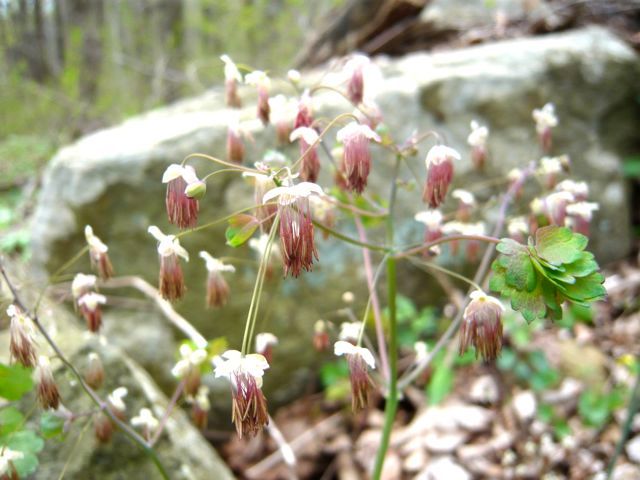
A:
[489,226,605,323]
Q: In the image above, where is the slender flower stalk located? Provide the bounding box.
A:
[148,226,189,301]
[85,225,114,279]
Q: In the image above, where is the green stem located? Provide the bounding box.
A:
[372,155,401,479]
[311,220,390,252]
[175,203,271,238]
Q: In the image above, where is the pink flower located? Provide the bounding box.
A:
[294,89,313,129]
[214,350,270,438]
[162,164,202,229]
[290,127,321,183]
[226,121,245,164]
[148,226,189,301]
[84,226,114,279]
[245,70,271,125]
[414,210,443,250]
[334,341,376,412]
[533,103,558,153]
[460,291,505,361]
[423,145,460,208]
[452,189,476,222]
[344,54,370,104]
[467,120,489,170]
[336,122,381,194]
[221,55,242,108]
[263,182,323,277]
[566,201,599,236]
[199,252,235,308]
[544,191,575,226]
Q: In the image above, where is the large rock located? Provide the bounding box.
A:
[30,27,638,406]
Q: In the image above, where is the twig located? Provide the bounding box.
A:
[149,379,185,447]
[100,276,207,348]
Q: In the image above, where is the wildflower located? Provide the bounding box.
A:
[313,320,330,352]
[566,201,599,236]
[107,387,128,419]
[255,333,278,363]
[339,321,362,343]
[199,252,235,308]
[414,341,429,364]
[556,179,589,201]
[539,156,564,189]
[460,291,505,361]
[162,164,203,229]
[423,145,460,208]
[342,291,355,304]
[148,226,189,301]
[131,408,159,441]
[270,94,296,144]
[354,101,383,130]
[84,352,105,390]
[35,356,61,410]
[0,448,23,479]
[94,412,114,443]
[85,225,114,279]
[532,103,558,152]
[8,304,37,368]
[213,350,270,438]
[452,189,476,222]
[507,168,525,198]
[294,89,313,129]
[263,182,323,277]
[245,70,271,125]
[310,194,336,239]
[344,54,370,104]
[290,127,321,183]
[189,385,211,430]
[336,122,381,194]
[442,221,485,260]
[71,273,97,302]
[467,120,489,169]
[226,121,245,164]
[245,170,277,231]
[544,191,575,226]
[77,292,107,333]
[334,341,375,412]
[415,210,444,248]
[172,344,208,396]
[507,216,529,243]
[287,69,301,84]
[221,54,242,108]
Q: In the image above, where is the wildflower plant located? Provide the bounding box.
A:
[0,52,608,480]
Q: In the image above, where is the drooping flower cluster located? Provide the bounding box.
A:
[162,164,205,229]
[214,350,270,438]
[459,291,505,361]
[148,226,189,300]
[85,225,114,279]
[199,252,235,308]
[334,341,376,412]
[263,182,323,277]
[336,122,381,194]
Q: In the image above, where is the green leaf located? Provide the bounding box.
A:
[499,252,537,292]
[40,412,65,439]
[0,363,34,401]
[561,271,606,303]
[225,214,259,247]
[320,361,349,388]
[2,430,44,477]
[496,238,527,256]
[535,226,587,266]
[427,362,454,405]
[0,407,24,436]
[563,251,598,278]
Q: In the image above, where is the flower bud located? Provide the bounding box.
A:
[94,412,114,443]
[344,54,370,105]
[460,291,505,361]
[185,180,207,200]
[131,408,159,442]
[172,344,207,396]
[414,210,443,254]
[452,189,476,222]
[245,70,271,125]
[199,252,234,308]
[294,90,313,129]
[423,145,459,208]
[77,292,107,333]
[7,305,37,368]
[162,164,201,229]
[190,386,210,430]
[35,356,61,410]
[336,122,381,194]
[290,127,320,183]
[107,387,128,420]
[84,352,105,390]
[148,226,189,301]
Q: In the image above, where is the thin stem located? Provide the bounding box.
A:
[57,418,92,480]
[607,363,640,479]
[0,262,170,480]
[183,152,259,174]
[372,155,402,480]
[201,168,241,182]
[312,220,390,252]
[396,234,500,260]
[175,203,271,238]
[50,245,90,280]
[408,257,483,292]
[150,379,185,447]
[241,213,280,355]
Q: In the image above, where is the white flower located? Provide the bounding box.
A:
[566,201,599,221]
[194,385,211,410]
[467,290,505,312]
[507,216,529,237]
[342,291,355,304]
[199,251,235,273]
[539,156,563,175]
[0,448,24,476]
[262,182,323,205]
[533,103,558,133]
[287,69,301,83]
[161,164,200,186]
[77,292,106,311]
[442,221,486,236]
[556,180,589,198]
[245,70,270,88]
[270,95,297,122]
[452,189,476,206]
[334,341,375,369]
[425,145,461,167]
[85,225,108,253]
[414,210,443,228]
[220,54,242,82]
[131,408,159,432]
[213,350,270,388]
[171,344,208,378]
[467,120,488,147]
[255,333,278,353]
[507,168,523,183]
[108,387,128,411]
[530,197,545,215]
[290,126,319,145]
[147,226,189,261]
[414,341,429,363]
[339,321,362,342]
[336,122,381,144]
[71,273,97,299]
